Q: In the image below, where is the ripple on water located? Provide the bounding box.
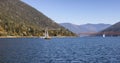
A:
[0,37,120,63]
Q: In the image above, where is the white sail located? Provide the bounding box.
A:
[44,28,51,39]
[103,34,105,38]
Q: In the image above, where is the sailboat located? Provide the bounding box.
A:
[44,28,51,39]
[103,34,105,38]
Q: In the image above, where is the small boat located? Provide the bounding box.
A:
[44,28,51,39]
[103,34,105,38]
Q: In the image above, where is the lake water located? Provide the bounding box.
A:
[0,37,120,63]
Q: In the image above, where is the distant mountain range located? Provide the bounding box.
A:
[98,22,120,36]
[0,0,75,36]
[102,22,120,32]
[60,23,111,34]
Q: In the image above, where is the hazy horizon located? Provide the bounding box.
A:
[22,0,120,25]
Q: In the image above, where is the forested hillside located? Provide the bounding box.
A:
[0,0,75,36]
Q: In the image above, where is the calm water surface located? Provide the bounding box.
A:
[0,37,120,63]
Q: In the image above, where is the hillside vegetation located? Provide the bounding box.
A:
[0,0,75,36]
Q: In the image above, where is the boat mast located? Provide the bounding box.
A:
[45,28,49,38]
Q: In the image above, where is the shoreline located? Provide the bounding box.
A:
[0,36,77,38]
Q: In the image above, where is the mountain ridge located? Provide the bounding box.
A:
[98,22,120,36]
[60,23,111,34]
[0,0,75,36]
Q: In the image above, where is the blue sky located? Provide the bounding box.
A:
[22,0,120,25]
